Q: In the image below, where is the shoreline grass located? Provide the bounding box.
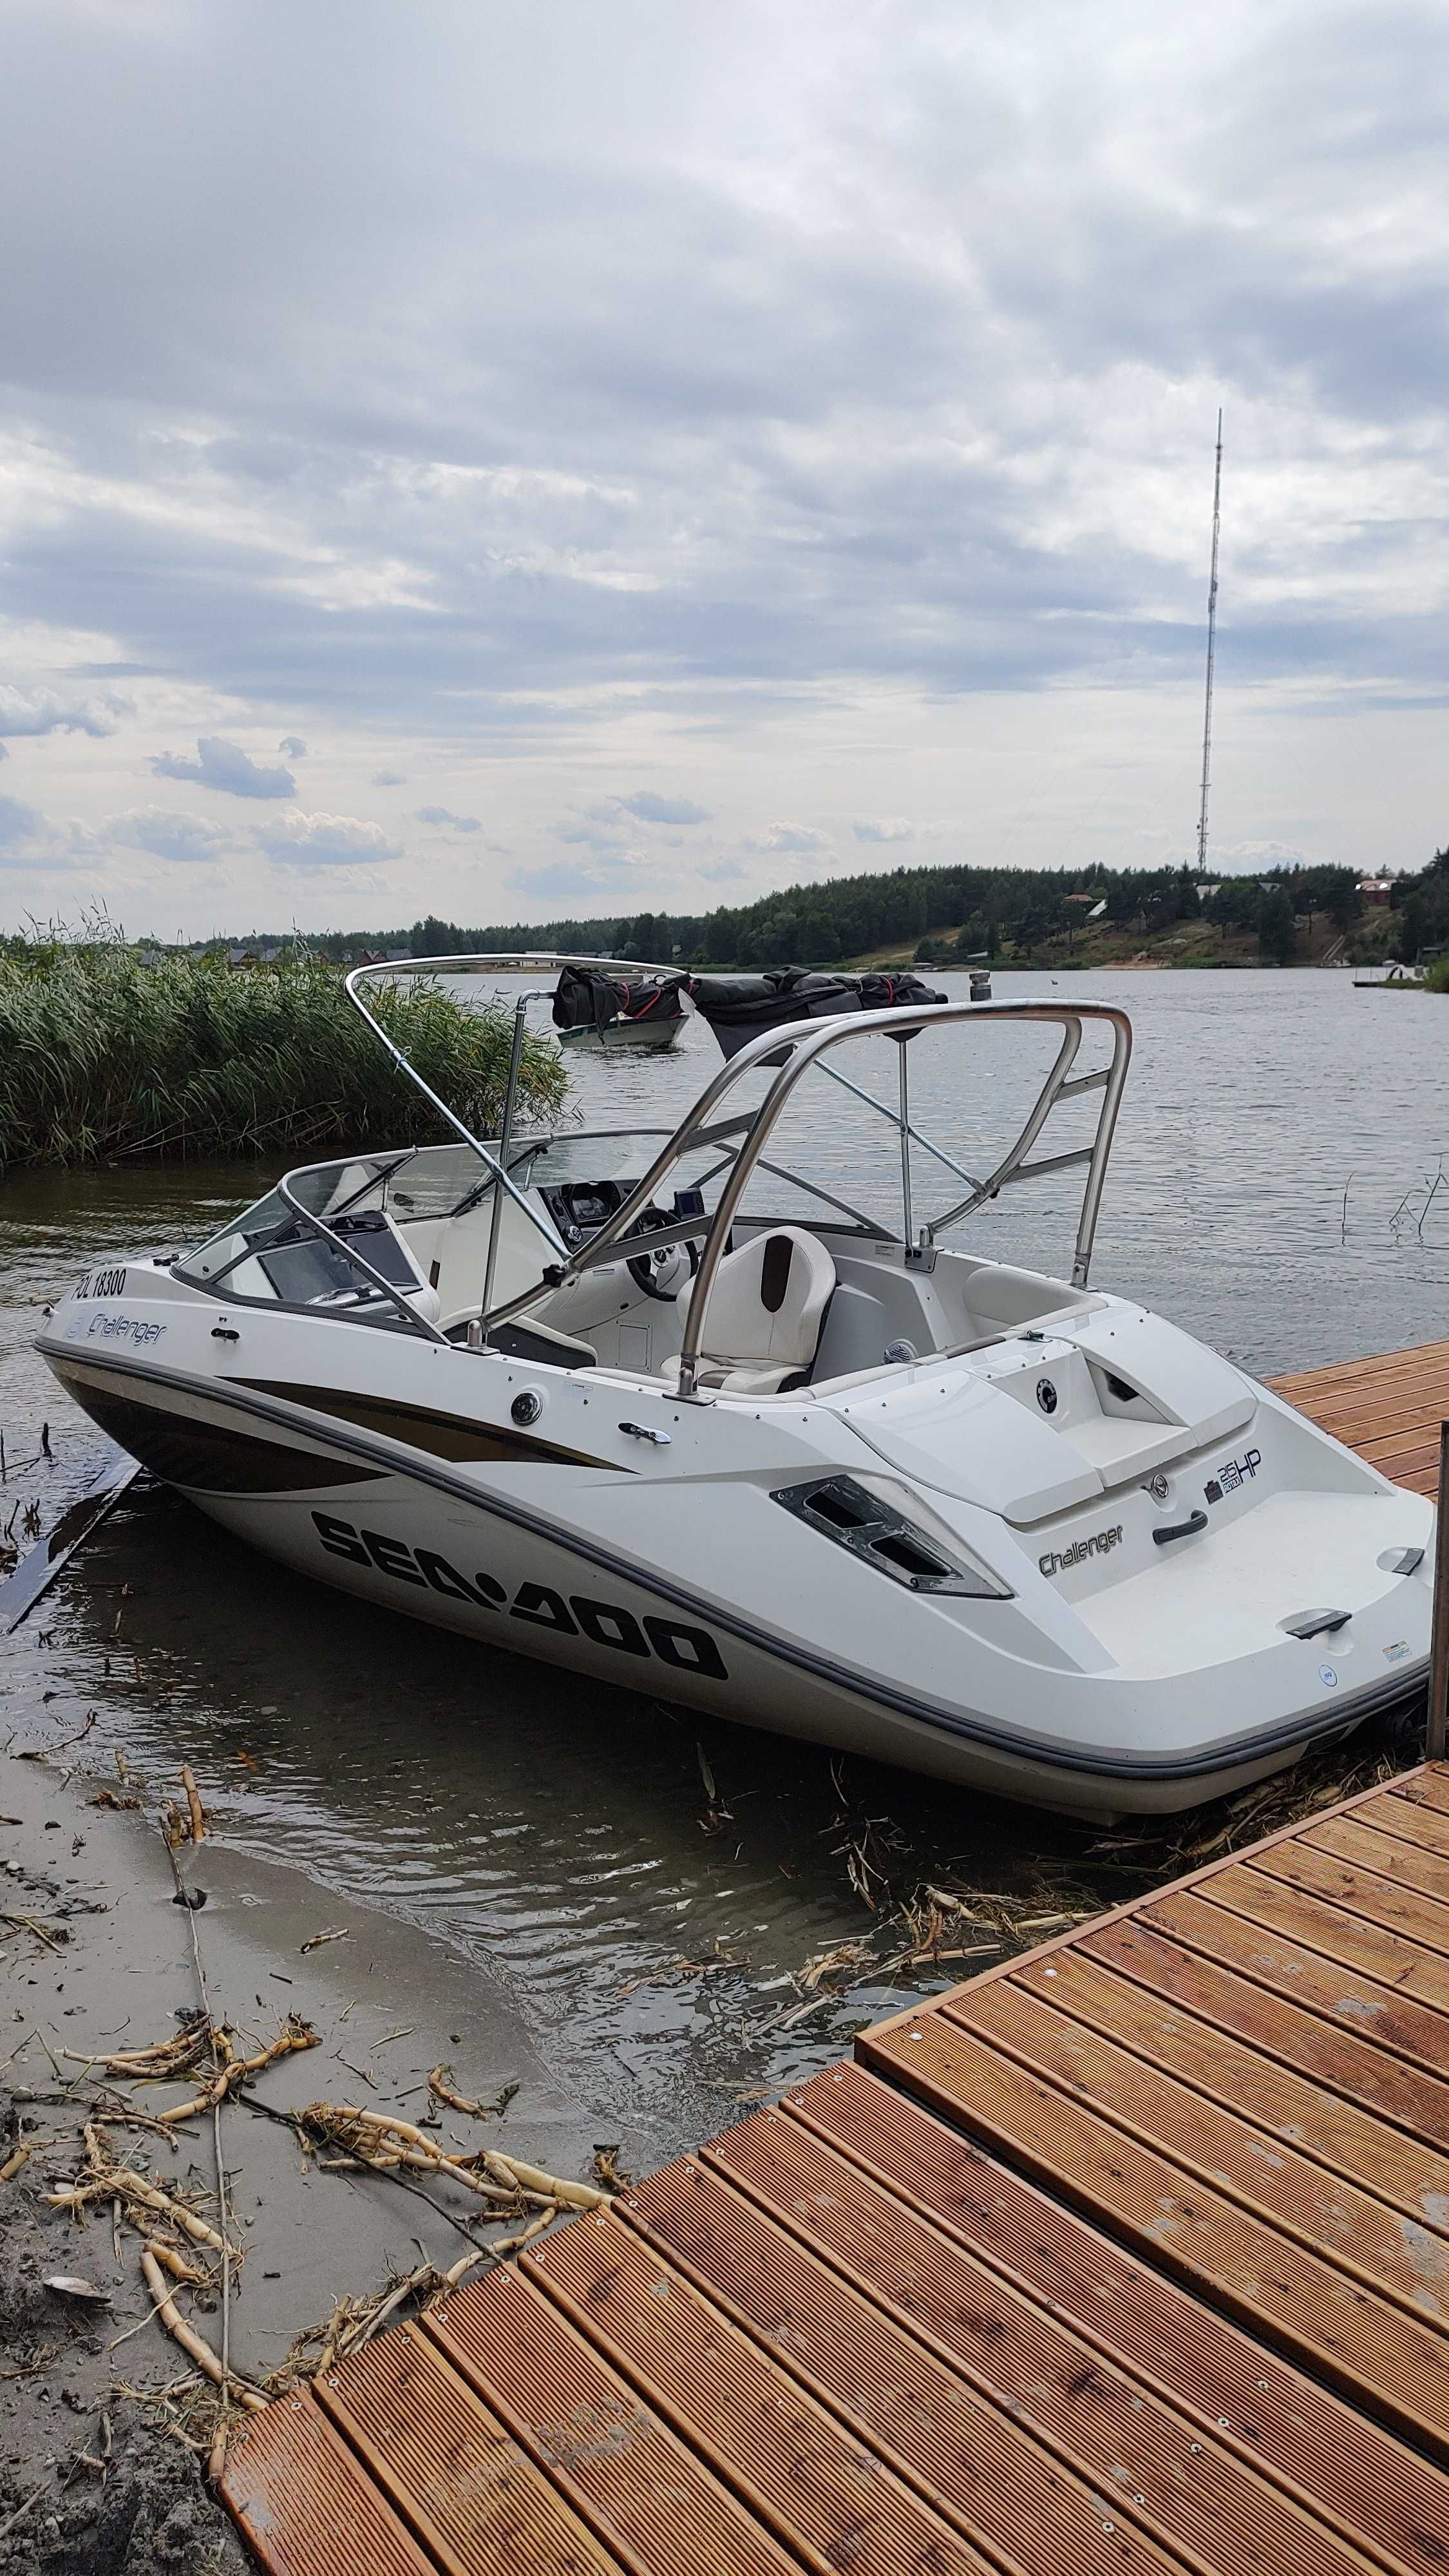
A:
[0,935,567,1174]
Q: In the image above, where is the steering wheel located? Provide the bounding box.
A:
[625,1206,699,1303]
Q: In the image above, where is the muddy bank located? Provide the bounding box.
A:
[0,1691,601,2570]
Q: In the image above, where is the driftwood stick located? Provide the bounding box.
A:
[139,2246,267,2410]
[181,1766,206,1843]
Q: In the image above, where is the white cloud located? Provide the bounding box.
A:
[256,810,404,869]
[853,816,915,844]
[0,794,98,871]
[149,737,296,799]
[413,805,480,831]
[746,822,833,855]
[110,804,234,864]
[0,683,122,739]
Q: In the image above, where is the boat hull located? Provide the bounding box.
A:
[42,1333,1428,1821]
[556,1019,682,1052]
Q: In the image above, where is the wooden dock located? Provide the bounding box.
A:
[219,1336,1448,2576]
[223,1761,1449,2576]
[1269,1337,1449,1499]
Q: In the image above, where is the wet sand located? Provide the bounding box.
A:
[0,1681,605,2571]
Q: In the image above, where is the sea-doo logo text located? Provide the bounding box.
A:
[310,1511,728,1681]
[1039,1524,1123,1578]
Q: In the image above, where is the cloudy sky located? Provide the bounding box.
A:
[2,0,1446,935]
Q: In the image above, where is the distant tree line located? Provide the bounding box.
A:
[385,855,1405,969]
[28,845,1444,971]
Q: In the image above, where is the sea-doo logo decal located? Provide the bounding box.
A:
[1206,1447,1262,1504]
[310,1511,728,1680]
[1036,1377,1059,1416]
[76,1267,128,1300]
[1038,1524,1123,1578]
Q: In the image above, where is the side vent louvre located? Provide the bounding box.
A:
[772,1475,1012,1598]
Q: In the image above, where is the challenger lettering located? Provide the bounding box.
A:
[1039,1523,1124,1579]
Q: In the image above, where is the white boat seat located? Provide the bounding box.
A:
[662,1227,836,1394]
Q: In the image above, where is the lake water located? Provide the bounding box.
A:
[1,969,1445,2168]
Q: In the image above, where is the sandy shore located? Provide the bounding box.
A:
[0,1668,603,2573]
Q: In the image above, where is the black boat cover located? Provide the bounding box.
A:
[551,965,688,1034]
[685,968,948,1059]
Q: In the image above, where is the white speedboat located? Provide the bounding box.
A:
[38,956,1433,1818]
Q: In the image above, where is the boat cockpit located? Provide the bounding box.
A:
[173,953,1134,1410]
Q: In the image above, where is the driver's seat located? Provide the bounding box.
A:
[662,1227,836,1394]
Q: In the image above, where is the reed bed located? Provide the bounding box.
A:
[0,936,566,1171]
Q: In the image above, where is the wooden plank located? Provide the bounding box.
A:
[1357,1437,1446,1479]
[1267,1339,1449,1396]
[422,2265,800,2576]
[220,2387,446,2576]
[692,2107,1384,2576]
[944,1975,1449,2315]
[797,2060,1449,2576]
[1251,1837,1449,1960]
[316,2322,622,2576]
[1005,1940,1449,2225]
[1354,1789,1449,1861]
[616,2150,1193,2576]
[1395,1770,1449,1817]
[1141,1884,1449,2079]
[1276,1367,1449,1417]
[1293,1398,1449,1448]
[858,2004,1449,2450]
[1305,1814,1449,1907]
[524,2211,1001,2576]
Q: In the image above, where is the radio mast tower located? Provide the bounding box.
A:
[1196,410,1223,875]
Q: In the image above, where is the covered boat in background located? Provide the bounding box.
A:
[551,964,690,1052]
[684,967,947,1059]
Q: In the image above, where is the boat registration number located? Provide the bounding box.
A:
[311,1510,728,1680]
[75,1266,128,1300]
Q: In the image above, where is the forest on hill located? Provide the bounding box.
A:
[18,849,1446,973]
[388,847,1449,972]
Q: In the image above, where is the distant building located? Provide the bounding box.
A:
[1357,878,1394,904]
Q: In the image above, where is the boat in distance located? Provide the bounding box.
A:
[39,954,1434,1819]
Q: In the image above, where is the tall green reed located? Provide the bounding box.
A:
[0,936,567,1172]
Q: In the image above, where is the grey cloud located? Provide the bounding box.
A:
[509,855,643,905]
[614,791,710,825]
[149,737,297,799]
[2,0,1448,917]
[0,683,122,739]
[413,806,480,831]
[0,793,44,847]
[278,735,307,757]
[256,810,403,869]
